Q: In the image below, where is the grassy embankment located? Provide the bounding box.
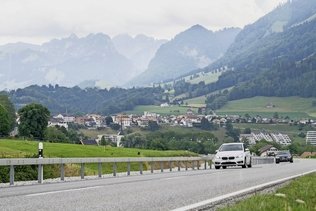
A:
[220,173,316,211]
[0,139,196,178]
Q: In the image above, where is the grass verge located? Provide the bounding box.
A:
[220,173,316,211]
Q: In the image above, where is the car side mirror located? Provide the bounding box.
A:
[215,150,219,153]
[245,148,250,152]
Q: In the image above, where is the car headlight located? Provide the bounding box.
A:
[236,154,244,158]
[215,155,221,159]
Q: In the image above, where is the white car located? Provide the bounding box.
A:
[214,143,252,169]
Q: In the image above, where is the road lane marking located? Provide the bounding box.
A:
[161,176,187,181]
[172,169,316,211]
[25,186,103,197]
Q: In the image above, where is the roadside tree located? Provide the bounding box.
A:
[18,103,50,140]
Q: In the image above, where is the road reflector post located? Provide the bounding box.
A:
[38,142,43,158]
[98,162,102,178]
[113,162,117,176]
[60,163,65,181]
[10,165,14,186]
[127,162,131,176]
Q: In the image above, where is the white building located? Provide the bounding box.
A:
[96,133,124,147]
[270,133,292,145]
[306,131,316,146]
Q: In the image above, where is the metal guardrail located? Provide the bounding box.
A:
[0,156,274,186]
[0,156,213,186]
[251,156,275,165]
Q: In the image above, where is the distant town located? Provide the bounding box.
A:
[44,105,316,148]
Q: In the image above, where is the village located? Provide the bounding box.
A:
[47,106,316,150]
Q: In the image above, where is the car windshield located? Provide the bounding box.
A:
[219,144,243,151]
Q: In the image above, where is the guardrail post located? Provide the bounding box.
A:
[127,162,131,176]
[169,161,172,172]
[177,161,180,171]
[160,161,163,172]
[139,162,143,175]
[60,163,65,181]
[98,162,102,178]
[185,161,188,171]
[204,160,207,170]
[10,165,14,186]
[113,162,117,176]
[150,162,154,173]
[81,163,85,179]
[197,161,200,170]
[192,161,195,170]
[209,160,212,169]
[38,164,43,184]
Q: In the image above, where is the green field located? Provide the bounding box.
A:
[0,139,195,158]
[220,173,316,211]
[184,96,206,107]
[217,96,316,119]
[186,71,222,85]
[124,105,198,115]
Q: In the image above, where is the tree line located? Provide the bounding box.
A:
[8,85,164,115]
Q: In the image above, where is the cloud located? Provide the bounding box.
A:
[45,68,65,84]
[0,0,287,44]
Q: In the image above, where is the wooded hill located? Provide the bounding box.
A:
[8,85,164,115]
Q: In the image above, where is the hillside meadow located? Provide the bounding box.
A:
[217,96,316,119]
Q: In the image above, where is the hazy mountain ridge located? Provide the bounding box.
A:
[127,25,241,86]
[0,33,165,90]
[112,34,167,74]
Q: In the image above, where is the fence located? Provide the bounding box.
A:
[0,156,274,186]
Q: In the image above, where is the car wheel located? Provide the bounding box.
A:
[276,160,280,164]
[242,159,247,168]
[247,160,252,168]
[215,166,220,169]
[222,166,227,169]
[290,159,293,163]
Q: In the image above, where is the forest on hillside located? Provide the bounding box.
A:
[7,85,164,115]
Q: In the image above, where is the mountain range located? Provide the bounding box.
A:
[200,0,316,99]
[0,33,165,90]
[127,26,241,86]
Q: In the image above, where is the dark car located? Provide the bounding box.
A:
[275,151,293,163]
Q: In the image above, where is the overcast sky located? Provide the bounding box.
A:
[0,0,287,45]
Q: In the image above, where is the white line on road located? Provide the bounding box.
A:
[172,169,316,211]
[161,176,187,181]
[25,186,103,197]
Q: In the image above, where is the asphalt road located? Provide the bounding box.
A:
[0,159,315,211]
